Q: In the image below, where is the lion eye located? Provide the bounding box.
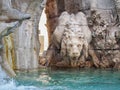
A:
[68,36,70,38]
[69,44,73,47]
[77,44,81,47]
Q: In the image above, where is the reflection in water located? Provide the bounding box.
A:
[36,72,51,84]
[1,68,120,90]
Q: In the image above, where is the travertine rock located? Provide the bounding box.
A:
[0,22,19,77]
[0,0,30,21]
[44,11,100,68]
[89,1,120,68]
[0,0,46,71]
[44,0,120,69]
[12,0,45,70]
[0,0,120,70]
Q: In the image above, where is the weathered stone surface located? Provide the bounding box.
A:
[115,0,120,20]
[0,0,30,22]
[12,0,44,70]
[43,11,100,68]
[0,22,19,77]
[43,0,120,69]
[0,0,120,71]
[91,0,115,10]
[46,0,58,43]
[0,0,45,71]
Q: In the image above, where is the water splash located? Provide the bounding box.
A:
[0,65,39,90]
[0,65,9,84]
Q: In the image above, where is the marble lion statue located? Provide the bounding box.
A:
[52,11,91,50]
[43,11,100,67]
[59,29,87,67]
[61,12,92,57]
[60,29,88,60]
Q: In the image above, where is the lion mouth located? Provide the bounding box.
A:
[71,57,78,60]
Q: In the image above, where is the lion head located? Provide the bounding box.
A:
[60,29,88,60]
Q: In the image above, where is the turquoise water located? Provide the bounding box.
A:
[1,68,120,90]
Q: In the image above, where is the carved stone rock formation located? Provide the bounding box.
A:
[42,11,100,68]
[0,0,120,72]
[0,0,46,72]
[42,0,120,69]
[89,2,120,68]
[11,0,44,70]
[0,21,20,77]
[0,0,31,22]
[45,0,58,43]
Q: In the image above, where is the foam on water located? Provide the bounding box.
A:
[0,65,39,90]
[0,80,40,90]
[0,65,9,84]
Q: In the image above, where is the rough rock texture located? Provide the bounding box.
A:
[0,0,31,22]
[115,0,120,20]
[12,0,44,70]
[0,0,120,71]
[89,0,120,69]
[42,0,120,69]
[0,21,20,77]
[0,0,45,71]
[45,0,58,43]
[44,11,99,68]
